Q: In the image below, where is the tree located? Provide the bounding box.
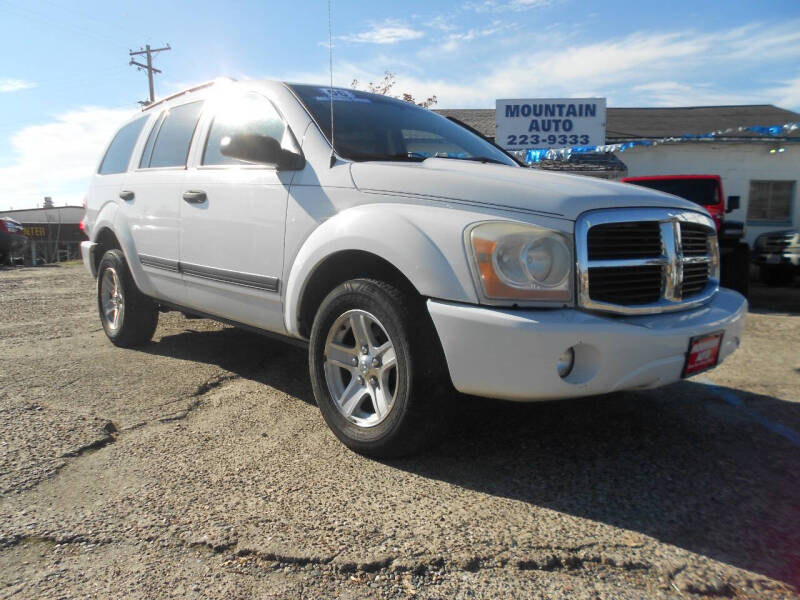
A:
[351,71,438,108]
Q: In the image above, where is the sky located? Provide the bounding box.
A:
[1,0,799,210]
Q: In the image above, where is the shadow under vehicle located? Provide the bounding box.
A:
[137,322,800,591]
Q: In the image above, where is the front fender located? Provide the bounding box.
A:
[283,204,480,337]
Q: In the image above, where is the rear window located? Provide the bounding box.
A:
[144,101,203,168]
[98,116,148,175]
[627,178,721,206]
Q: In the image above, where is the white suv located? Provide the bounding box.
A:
[81,79,747,456]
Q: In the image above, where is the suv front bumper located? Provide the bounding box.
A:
[428,288,747,401]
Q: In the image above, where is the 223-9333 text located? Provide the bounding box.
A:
[506,134,590,147]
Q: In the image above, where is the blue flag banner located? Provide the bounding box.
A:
[514,122,800,164]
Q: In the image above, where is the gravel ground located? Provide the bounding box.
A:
[0,263,798,599]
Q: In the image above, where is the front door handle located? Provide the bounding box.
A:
[182,190,207,204]
[119,190,135,201]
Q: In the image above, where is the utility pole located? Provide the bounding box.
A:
[129,44,171,105]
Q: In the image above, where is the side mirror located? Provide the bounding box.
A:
[726,195,740,213]
[220,133,303,170]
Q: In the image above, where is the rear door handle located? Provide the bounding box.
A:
[119,190,135,201]
[182,190,207,204]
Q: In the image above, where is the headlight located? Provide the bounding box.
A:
[466,221,573,303]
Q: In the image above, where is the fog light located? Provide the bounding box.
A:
[557,347,575,378]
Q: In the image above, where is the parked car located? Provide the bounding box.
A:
[621,175,750,297]
[81,80,746,456]
[752,229,800,286]
[0,217,27,265]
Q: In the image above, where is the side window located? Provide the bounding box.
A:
[146,101,203,168]
[138,111,165,168]
[98,116,148,175]
[203,94,286,166]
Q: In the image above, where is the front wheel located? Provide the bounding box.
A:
[309,279,444,457]
[97,249,159,347]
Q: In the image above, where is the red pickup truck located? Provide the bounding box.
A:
[621,175,749,297]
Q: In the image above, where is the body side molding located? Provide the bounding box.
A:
[138,254,279,292]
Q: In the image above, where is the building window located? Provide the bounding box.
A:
[747,180,795,223]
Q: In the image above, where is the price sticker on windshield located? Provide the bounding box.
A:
[682,331,723,377]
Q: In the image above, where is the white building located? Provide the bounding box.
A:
[437,104,800,246]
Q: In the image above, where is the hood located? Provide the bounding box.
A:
[350,158,703,221]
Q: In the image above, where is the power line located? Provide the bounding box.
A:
[0,0,130,51]
[129,44,171,105]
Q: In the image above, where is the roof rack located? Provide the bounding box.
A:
[141,77,237,112]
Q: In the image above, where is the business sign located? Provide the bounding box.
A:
[496,98,606,151]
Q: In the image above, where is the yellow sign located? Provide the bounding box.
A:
[23,226,46,238]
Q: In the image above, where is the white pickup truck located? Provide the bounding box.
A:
[81,79,747,456]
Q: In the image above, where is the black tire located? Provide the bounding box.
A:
[309,278,446,458]
[96,249,158,347]
[760,264,794,287]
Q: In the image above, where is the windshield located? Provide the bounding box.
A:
[627,178,721,206]
[288,84,516,166]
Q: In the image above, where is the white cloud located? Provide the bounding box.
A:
[0,79,35,93]
[434,21,517,53]
[767,76,800,111]
[630,81,766,107]
[403,22,800,108]
[466,0,553,12]
[338,20,424,45]
[0,106,136,210]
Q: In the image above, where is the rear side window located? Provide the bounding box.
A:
[145,101,203,168]
[98,116,148,175]
[138,112,165,168]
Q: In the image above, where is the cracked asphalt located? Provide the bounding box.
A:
[1,263,799,599]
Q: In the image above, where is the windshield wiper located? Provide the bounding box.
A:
[343,151,508,165]
[345,151,428,162]
[430,155,508,165]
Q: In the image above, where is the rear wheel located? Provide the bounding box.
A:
[97,249,158,347]
[309,278,445,457]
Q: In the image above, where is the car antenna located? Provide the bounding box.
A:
[328,0,336,169]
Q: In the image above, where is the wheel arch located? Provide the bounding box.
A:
[88,202,156,296]
[296,250,419,339]
[92,227,122,274]
[285,205,477,339]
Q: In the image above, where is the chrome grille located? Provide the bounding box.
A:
[759,232,795,252]
[587,222,661,259]
[680,222,709,257]
[681,262,708,297]
[576,208,719,315]
[588,265,663,305]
